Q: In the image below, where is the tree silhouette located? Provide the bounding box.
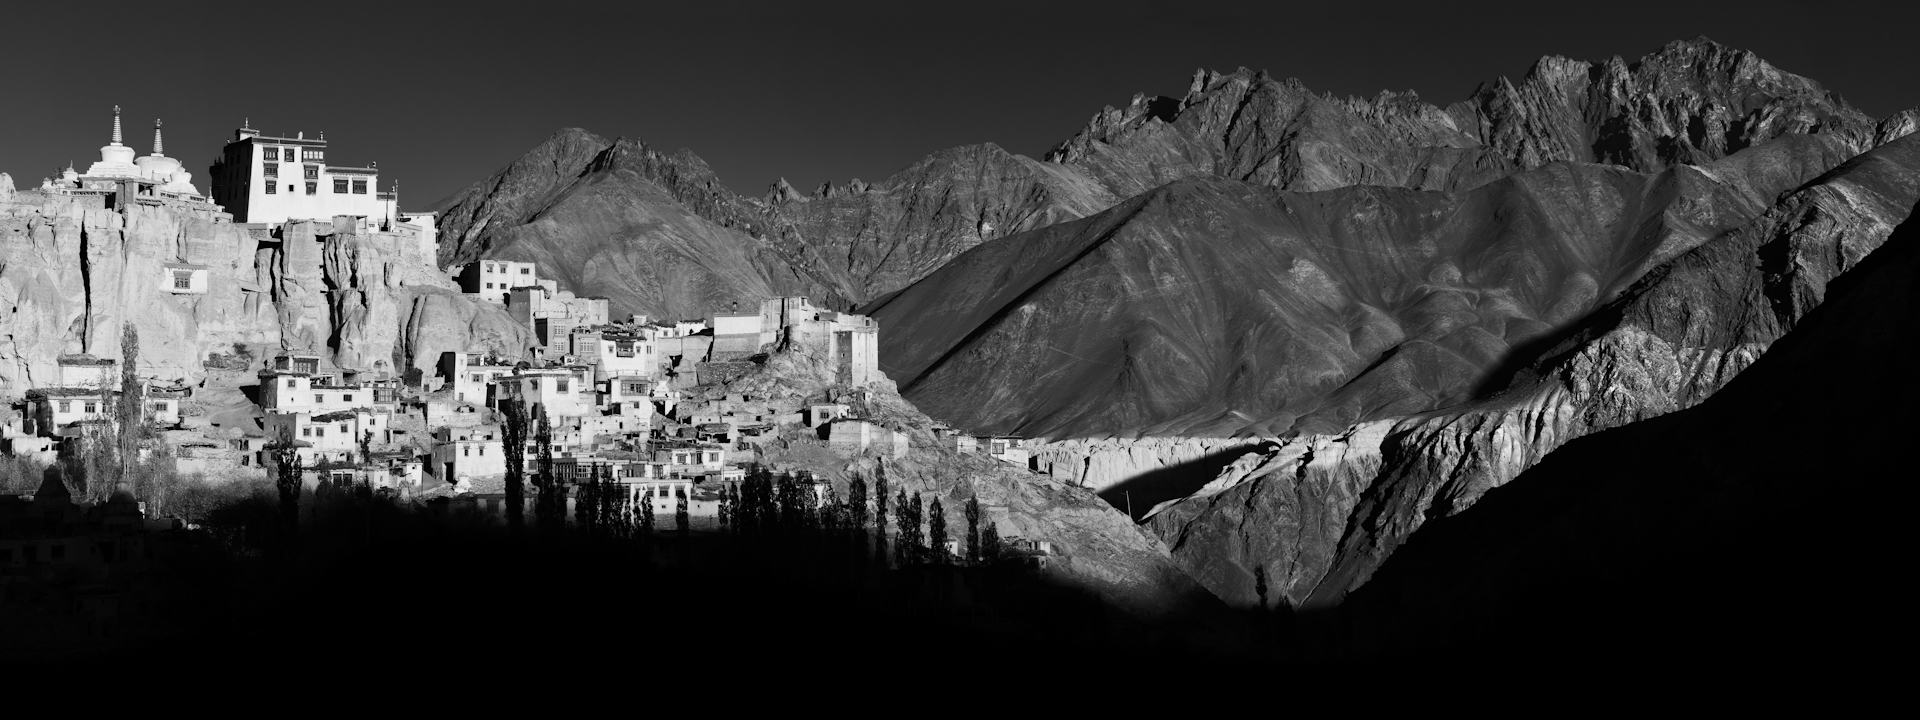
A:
[963,495,981,564]
[980,521,1001,566]
[848,474,869,531]
[270,426,303,548]
[927,496,947,565]
[532,404,563,531]
[499,398,528,531]
[116,322,143,493]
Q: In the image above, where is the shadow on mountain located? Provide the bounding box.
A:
[1098,442,1278,522]
[1293,199,1920,670]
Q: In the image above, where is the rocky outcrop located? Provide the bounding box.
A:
[0,192,526,398]
[1145,133,1920,609]
[0,194,276,394]
[1029,436,1273,494]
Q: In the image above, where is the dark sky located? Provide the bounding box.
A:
[4,1,1914,208]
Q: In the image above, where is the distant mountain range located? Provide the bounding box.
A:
[433,37,1915,440]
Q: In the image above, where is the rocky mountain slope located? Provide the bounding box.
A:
[1319,194,1920,661]
[435,38,1911,330]
[867,133,1864,439]
[1143,133,1920,609]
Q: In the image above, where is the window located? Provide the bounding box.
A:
[303,149,323,161]
[314,394,323,404]
[484,282,493,289]
[151,402,168,412]
[83,402,97,414]
[520,267,531,274]
[173,271,192,289]
[333,178,348,194]
[352,179,367,194]
[342,394,353,403]
[301,427,311,437]
[263,162,278,177]
[338,424,348,434]
[314,427,325,437]
[303,166,318,180]
[478,446,485,456]
[265,182,276,194]
[556,379,569,393]
[286,378,296,388]
[471,374,482,383]
[463,446,470,457]
[57,401,70,413]
[288,184,295,193]
[305,182,317,195]
[283,148,296,162]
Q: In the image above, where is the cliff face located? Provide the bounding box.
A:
[1143,133,1920,609]
[867,133,1858,439]
[1,197,274,392]
[0,192,530,398]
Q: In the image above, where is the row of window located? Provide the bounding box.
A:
[54,401,99,414]
[484,263,532,274]
[264,182,318,195]
[261,147,324,162]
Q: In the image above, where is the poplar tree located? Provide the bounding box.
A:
[964,495,981,564]
[980,522,1001,566]
[115,323,143,491]
[873,471,889,540]
[927,496,947,565]
[500,397,528,531]
[848,475,869,531]
[532,404,563,531]
[907,493,925,565]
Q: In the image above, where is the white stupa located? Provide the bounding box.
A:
[134,119,199,195]
[84,106,142,178]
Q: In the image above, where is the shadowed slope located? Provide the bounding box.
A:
[1319,197,1920,664]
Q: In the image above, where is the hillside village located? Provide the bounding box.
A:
[0,110,1045,557]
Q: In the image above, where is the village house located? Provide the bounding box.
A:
[429,425,506,486]
[710,311,764,360]
[805,403,849,428]
[571,328,657,382]
[439,351,517,405]
[57,354,118,389]
[263,409,388,464]
[825,418,910,459]
[495,366,593,419]
[26,388,112,438]
[983,436,1032,469]
[456,259,538,302]
[507,284,610,351]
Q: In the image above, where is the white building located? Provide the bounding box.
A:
[56,355,117,389]
[207,120,413,227]
[430,425,506,485]
[439,352,517,405]
[457,260,539,302]
[496,367,592,420]
[571,329,657,382]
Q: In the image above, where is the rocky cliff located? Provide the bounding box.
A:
[1144,133,1920,609]
[0,190,531,398]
